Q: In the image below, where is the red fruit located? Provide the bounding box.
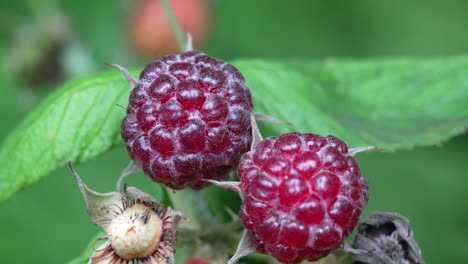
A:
[187,258,208,264]
[238,132,369,263]
[128,0,210,57]
[122,50,253,189]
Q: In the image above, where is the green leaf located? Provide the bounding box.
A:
[1,56,468,204]
[0,70,136,204]
[234,56,468,149]
[67,231,106,264]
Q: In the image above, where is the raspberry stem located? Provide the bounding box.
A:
[159,0,186,51]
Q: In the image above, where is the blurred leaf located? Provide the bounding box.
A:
[0,70,135,204]
[235,57,468,148]
[1,56,468,204]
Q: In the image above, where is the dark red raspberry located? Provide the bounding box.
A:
[238,132,369,263]
[121,51,253,189]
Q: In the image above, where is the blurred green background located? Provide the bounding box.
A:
[0,0,467,263]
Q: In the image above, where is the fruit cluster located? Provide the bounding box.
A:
[119,50,371,263]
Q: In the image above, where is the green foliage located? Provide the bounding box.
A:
[1,57,467,205]
[2,1,468,264]
[67,231,105,264]
[237,57,468,147]
[0,70,134,203]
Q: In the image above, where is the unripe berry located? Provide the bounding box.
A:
[70,163,182,264]
[108,203,163,259]
[127,0,210,57]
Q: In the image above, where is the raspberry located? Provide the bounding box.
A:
[238,132,369,263]
[127,0,210,57]
[121,51,253,189]
[187,258,209,264]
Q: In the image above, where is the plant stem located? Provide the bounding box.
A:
[159,0,186,51]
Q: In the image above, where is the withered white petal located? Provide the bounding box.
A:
[89,241,113,264]
[70,163,124,231]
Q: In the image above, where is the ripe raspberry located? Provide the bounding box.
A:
[187,258,209,264]
[238,132,369,263]
[121,51,253,189]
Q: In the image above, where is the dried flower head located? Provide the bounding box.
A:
[69,163,182,264]
[350,212,425,264]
